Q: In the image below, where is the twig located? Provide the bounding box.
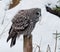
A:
[46,44,51,52]
[34,44,41,52]
[54,33,57,52]
[34,36,42,52]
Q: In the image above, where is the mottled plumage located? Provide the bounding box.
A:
[7,8,41,47]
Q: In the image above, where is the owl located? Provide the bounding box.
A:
[7,8,41,47]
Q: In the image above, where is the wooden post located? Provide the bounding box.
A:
[23,35,32,52]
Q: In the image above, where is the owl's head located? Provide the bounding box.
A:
[29,8,41,22]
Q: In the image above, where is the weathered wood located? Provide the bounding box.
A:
[46,6,60,17]
[9,0,20,9]
[23,35,32,52]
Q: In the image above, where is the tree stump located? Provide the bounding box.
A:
[23,35,32,52]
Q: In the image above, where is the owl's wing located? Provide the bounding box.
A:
[7,15,30,47]
[12,15,30,30]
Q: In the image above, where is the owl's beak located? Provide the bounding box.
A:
[39,16,42,23]
[40,13,41,16]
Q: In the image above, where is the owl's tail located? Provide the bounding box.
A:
[7,26,17,47]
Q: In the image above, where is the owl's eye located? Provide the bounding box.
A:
[36,12,40,15]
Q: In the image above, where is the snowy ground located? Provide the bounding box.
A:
[0,0,60,52]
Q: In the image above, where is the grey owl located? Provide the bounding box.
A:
[7,8,41,47]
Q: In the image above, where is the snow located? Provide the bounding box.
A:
[0,0,60,52]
